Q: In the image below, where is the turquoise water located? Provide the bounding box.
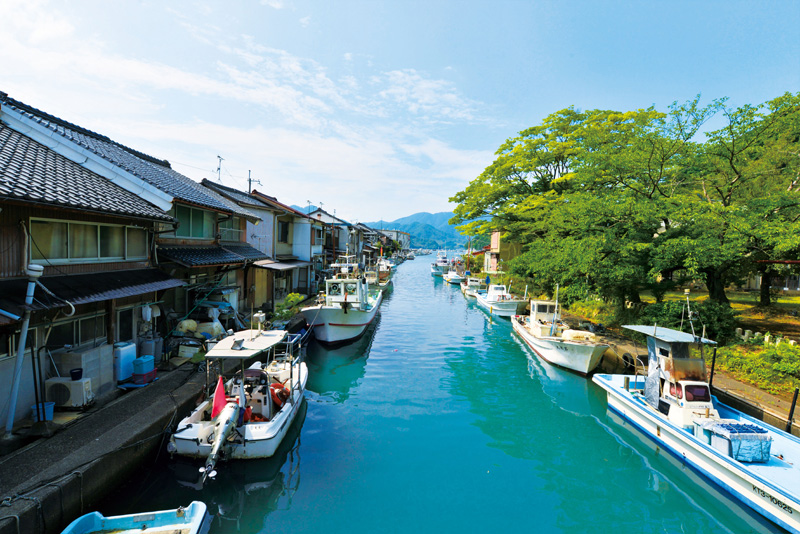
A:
[106,258,778,533]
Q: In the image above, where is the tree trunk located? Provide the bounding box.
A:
[759,266,772,307]
[703,270,730,305]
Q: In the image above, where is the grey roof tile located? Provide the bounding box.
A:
[1,94,261,221]
[0,124,172,221]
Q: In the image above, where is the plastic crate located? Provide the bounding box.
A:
[132,369,157,385]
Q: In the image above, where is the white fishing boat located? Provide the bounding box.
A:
[512,298,608,376]
[430,251,449,276]
[443,269,465,285]
[593,323,800,534]
[168,328,307,479]
[301,259,382,344]
[461,277,487,297]
[61,501,210,534]
[475,284,527,317]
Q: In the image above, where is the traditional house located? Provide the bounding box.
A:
[381,229,411,251]
[249,190,316,302]
[484,230,522,274]
[0,110,182,431]
[0,91,269,432]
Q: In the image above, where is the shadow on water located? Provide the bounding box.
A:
[304,314,380,403]
[98,400,308,533]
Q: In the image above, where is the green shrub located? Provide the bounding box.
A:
[714,343,800,394]
[273,293,305,320]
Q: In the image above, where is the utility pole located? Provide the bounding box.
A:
[216,155,224,182]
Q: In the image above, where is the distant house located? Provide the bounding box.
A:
[381,229,411,250]
[484,230,522,274]
[250,190,317,301]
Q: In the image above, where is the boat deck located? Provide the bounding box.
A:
[600,374,800,508]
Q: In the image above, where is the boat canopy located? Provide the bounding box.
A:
[204,329,288,360]
[623,325,716,345]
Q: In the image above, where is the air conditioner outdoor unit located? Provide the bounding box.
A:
[45,377,94,408]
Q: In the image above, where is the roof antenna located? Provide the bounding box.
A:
[216,155,224,182]
[247,170,261,194]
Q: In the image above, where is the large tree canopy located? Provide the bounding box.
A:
[450,93,800,306]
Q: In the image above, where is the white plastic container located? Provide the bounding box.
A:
[113,342,137,383]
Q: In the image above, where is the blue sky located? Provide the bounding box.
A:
[3,0,798,222]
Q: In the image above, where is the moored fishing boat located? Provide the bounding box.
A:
[443,269,465,285]
[430,250,448,276]
[593,323,800,533]
[301,258,382,344]
[513,298,608,375]
[461,276,487,297]
[61,501,210,534]
[475,284,526,317]
[168,328,307,477]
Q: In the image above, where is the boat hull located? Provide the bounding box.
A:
[512,317,606,375]
[301,291,382,344]
[171,365,308,460]
[62,501,210,534]
[593,373,800,534]
[475,294,525,317]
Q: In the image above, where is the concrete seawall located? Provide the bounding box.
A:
[0,365,205,534]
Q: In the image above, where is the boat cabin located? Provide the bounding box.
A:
[325,278,368,309]
[625,325,718,427]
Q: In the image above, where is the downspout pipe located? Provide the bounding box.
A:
[4,264,44,438]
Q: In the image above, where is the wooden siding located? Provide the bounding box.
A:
[0,202,155,279]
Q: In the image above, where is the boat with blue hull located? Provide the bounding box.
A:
[61,501,210,534]
[593,324,800,534]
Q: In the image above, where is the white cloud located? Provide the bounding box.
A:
[299,16,311,27]
[0,0,492,220]
[260,0,284,8]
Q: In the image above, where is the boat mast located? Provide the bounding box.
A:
[549,284,560,336]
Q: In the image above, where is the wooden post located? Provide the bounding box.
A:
[787,387,799,434]
[708,347,717,387]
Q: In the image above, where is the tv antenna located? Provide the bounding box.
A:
[247,170,261,193]
[216,155,224,182]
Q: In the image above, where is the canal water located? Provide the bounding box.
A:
[105,258,777,533]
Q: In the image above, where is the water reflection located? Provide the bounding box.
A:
[304,315,380,403]
[100,400,307,533]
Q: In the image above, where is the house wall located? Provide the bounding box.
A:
[246,207,274,257]
[1,202,152,279]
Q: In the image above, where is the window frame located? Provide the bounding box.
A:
[29,217,149,264]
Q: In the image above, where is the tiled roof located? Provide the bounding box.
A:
[0,124,172,221]
[222,244,270,261]
[201,179,275,210]
[0,94,261,221]
[158,244,268,267]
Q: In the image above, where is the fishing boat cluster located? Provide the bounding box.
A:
[435,250,800,534]
[62,254,408,534]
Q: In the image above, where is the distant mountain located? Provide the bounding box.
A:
[289,204,318,215]
[364,212,468,249]
[286,208,470,248]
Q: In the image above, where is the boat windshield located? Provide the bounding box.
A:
[683,384,711,402]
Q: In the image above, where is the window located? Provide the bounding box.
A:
[45,315,107,349]
[219,216,242,242]
[172,205,215,239]
[118,309,134,342]
[278,221,290,243]
[684,385,710,402]
[30,219,149,263]
[0,332,11,360]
